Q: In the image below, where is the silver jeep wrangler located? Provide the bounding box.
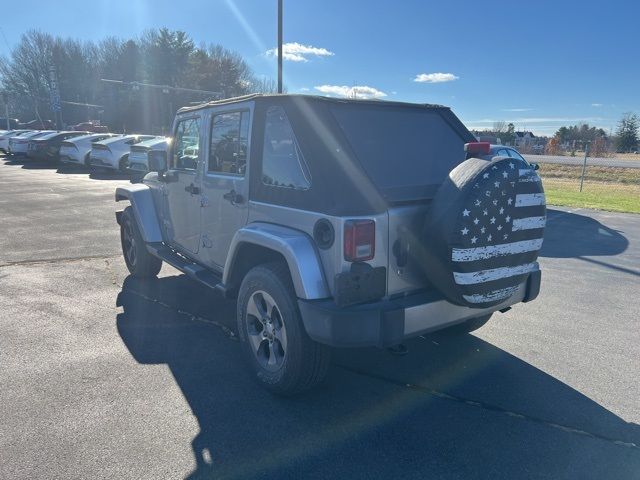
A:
[115,94,545,395]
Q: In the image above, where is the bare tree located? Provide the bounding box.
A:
[251,77,282,94]
[493,121,506,134]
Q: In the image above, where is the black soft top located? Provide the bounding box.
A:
[179,93,452,115]
[182,94,475,216]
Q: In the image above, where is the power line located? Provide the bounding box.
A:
[100,79,221,97]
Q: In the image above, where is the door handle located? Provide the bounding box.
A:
[185,183,200,195]
[223,190,244,205]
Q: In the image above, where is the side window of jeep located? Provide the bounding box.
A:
[208,111,249,175]
[172,117,201,171]
[262,106,311,190]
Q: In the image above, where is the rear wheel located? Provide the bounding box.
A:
[237,263,331,395]
[120,206,162,278]
[119,154,129,173]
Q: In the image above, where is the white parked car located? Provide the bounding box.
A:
[127,137,170,175]
[90,134,156,172]
[0,130,30,153]
[59,133,118,167]
[8,131,54,156]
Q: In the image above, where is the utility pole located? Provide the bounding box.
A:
[277,0,283,94]
[2,92,9,130]
[49,65,63,129]
[579,142,590,192]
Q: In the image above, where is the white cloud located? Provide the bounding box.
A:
[591,103,603,107]
[502,108,533,112]
[414,72,459,83]
[299,87,310,92]
[266,42,334,62]
[314,85,387,99]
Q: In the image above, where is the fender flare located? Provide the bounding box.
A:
[223,223,330,300]
[115,184,163,243]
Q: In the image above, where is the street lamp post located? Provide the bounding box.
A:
[277,0,283,94]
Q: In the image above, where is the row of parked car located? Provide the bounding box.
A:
[0,129,169,176]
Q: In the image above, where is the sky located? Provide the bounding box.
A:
[1,0,639,136]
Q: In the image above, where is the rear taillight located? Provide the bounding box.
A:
[465,142,491,157]
[344,220,375,262]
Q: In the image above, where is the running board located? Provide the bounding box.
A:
[146,242,227,295]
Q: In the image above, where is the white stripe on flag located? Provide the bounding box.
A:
[518,170,541,182]
[512,216,546,231]
[515,193,545,206]
[453,262,538,285]
[452,238,544,262]
[463,286,520,304]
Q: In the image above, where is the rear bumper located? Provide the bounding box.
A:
[60,153,82,164]
[299,270,541,348]
[127,162,148,174]
[90,155,118,169]
[29,151,52,161]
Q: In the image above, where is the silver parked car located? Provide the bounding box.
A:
[59,133,118,167]
[90,134,155,172]
[115,94,546,395]
[127,137,170,176]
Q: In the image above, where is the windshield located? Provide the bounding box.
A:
[330,103,468,200]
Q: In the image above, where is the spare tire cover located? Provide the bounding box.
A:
[420,156,545,308]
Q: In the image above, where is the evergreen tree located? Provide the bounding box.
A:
[615,113,639,153]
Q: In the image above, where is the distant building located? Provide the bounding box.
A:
[471,131,501,145]
[514,131,536,147]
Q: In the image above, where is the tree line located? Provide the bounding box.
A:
[478,112,639,156]
[548,113,638,155]
[0,29,277,133]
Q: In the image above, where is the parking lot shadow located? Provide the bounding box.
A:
[117,274,640,479]
[14,159,59,169]
[56,164,91,174]
[542,208,628,258]
[89,170,131,181]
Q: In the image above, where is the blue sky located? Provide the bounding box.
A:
[1,0,638,136]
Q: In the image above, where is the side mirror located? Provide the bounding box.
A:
[532,163,540,170]
[148,150,168,173]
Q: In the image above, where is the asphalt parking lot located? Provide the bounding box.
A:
[1,155,639,479]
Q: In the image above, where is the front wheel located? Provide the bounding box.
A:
[120,206,162,278]
[237,263,331,395]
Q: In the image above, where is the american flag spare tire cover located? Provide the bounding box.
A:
[421,156,545,308]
